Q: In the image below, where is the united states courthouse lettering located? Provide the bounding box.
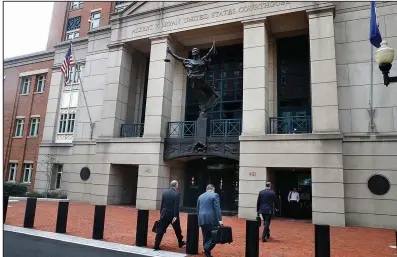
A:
[35,1,397,230]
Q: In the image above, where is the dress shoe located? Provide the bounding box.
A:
[178,240,186,248]
[261,238,267,242]
[203,250,212,257]
[153,247,161,251]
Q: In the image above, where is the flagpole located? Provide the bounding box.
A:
[369,45,375,133]
[70,41,95,140]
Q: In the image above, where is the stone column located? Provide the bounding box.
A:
[308,9,340,133]
[171,43,187,122]
[136,164,170,210]
[241,19,269,135]
[143,36,174,138]
[99,43,132,137]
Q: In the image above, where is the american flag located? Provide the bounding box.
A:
[61,43,74,84]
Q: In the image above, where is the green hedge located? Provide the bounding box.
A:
[4,182,28,197]
[25,190,68,199]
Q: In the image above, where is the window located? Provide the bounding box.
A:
[14,119,25,137]
[61,91,79,108]
[66,16,81,40]
[115,1,129,12]
[22,164,33,183]
[29,118,40,136]
[8,163,17,182]
[21,77,31,95]
[58,113,76,133]
[35,75,45,92]
[51,165,63,190]
[90,11,101,29]
[67,65,81,85]
[70,1,83,10]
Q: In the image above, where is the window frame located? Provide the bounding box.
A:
[14,118,25,137]
[58,113,76,134]
[21,77,31,95]
[8,163,17,182]
[35,75,46,93]
[29,118,40,137]
[66,29,80,40]
[90,11,101,30]
[70,1,83,10]
[22,163,33,184]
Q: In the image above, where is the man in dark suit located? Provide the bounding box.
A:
[197,184,223,257]
[257,182,279,242]
[154,180,186,250]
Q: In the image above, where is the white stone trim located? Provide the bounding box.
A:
[90,8,102,13]
[8,160,18,163]
[19,69,49,77]
[4,225,187,257]
[30,115,41,118]
[9,197,70,202]
[23,160,34,164]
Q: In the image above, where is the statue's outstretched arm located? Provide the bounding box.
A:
[167,47,184,62]
[202,40,216,60]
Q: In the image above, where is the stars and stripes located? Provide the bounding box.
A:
[61,43,74,84]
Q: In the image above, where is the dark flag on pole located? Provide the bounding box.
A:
[369,1,382,48]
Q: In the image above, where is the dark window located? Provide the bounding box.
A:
[184,44,243,121]
[66,16,81,31]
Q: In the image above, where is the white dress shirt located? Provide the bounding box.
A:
[288,191,300,202]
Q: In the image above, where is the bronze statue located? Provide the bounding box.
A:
[166,40,220,117]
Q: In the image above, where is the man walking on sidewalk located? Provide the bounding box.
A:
[154,180,186,251]
[197,184,224,257]
[257,182,279,242]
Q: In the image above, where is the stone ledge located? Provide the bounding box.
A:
[9,197,70,202]
[240,133,343,141]
[97,137,164,144]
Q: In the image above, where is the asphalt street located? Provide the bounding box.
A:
[4,231,145,257]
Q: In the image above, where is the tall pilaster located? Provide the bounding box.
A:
[99,43,132,137]
[143,36,175,138]
[242,19,269,135]
[308,9,340,133]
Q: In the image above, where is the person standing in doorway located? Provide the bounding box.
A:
[154,180,186,250]
[257,182,279,242]
[197,184,224,257]
[288,187,300,218]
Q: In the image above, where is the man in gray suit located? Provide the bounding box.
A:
[197,184,223,257]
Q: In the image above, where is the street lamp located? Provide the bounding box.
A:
[375,40,397,86]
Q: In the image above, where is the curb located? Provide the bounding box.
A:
[9,197,70,202]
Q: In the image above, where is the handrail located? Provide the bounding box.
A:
[120,123,144,137]
[210,119,241,137]
[167,121,197,138]
[269,116,312,134]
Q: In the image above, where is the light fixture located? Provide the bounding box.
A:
[375,40,397,86]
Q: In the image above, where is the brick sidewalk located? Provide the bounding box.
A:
[5,201,395,257]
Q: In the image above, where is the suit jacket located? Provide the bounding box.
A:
[197,191,222,226]
[160,188,180,219]
[257,189,279,215]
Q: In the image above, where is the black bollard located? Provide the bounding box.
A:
[92,205,106,240]
[56,201,69,233]
[315,224,330,257]
[186,213,199,255]
[245,219,259,257]
[4,195,9,224]
[135,209,149,247]
[24,197,37,228]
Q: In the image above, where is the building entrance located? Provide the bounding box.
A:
[183,158,239,213]
[273,168,312,219]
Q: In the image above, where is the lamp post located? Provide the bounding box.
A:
[375,41,397,86]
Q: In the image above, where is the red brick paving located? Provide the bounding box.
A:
[5,201,396,257]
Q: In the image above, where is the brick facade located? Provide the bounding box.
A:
[3,52,54,190]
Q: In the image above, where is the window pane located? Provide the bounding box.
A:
[61,92,71,108]
[70,91,79,107]
[67,16,81,31]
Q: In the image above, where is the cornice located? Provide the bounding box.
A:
[4,50,55,68]
[55,36,89,49]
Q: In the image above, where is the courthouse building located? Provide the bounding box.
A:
[29,1,397,229]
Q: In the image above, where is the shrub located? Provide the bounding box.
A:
[43,190,68,199]
[4,182,28,197]
[25,191,44,198]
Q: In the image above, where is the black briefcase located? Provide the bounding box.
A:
[211,226,233,244]
[152,220,160,233]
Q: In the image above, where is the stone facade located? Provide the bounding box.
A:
[32,2,397,229]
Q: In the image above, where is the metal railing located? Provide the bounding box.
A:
[120,124,144,137]
[167,121,197,138]
[210,119,241,137]
[269,116,312,134]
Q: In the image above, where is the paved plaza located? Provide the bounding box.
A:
[5,201,396,257]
